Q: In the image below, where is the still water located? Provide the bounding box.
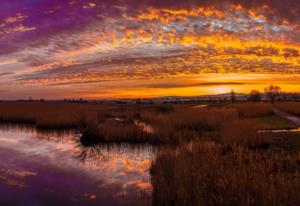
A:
[0,124,154,206]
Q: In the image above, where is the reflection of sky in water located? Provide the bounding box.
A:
[0,124,153,206]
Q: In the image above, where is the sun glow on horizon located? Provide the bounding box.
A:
[0,1,300,99]
[210,86,232,94]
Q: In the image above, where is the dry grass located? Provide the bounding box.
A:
[0,102,134,129]
[137,107,237,144]
[2,101,300,205]
[220,119,270,148]
[0,102,295,146]
[81,122,148,144]
[79,115,153,145]
[276,102,300,116]
[151,141,300,206]
[233,102,274,118]
[79,107,237,144]
[0,102,95,128]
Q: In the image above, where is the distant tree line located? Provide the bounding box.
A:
[64,98,87,103]
[248,85,281,103]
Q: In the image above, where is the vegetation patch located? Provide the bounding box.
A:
[151,141,300,206]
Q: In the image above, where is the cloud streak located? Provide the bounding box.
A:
[0,0,300,98]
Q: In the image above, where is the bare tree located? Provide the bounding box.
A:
[248,90,261,102]
[264,85,281,103]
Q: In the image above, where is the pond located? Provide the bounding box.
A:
[0,124,154,206]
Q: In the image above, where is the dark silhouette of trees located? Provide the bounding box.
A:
[248,90,261,102]
[264,85,281,103]
[230,89,236,102]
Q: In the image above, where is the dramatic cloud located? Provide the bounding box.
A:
[0,0,300,99]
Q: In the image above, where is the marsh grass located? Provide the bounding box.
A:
[151,141,300,206]
[79,118,152,145]
[138,107,237,142]
[0,102,130,129]
[234,102,274,118]
[0,102,296,146]
[0,103,92,128]
[276,102,300,116]
[248,115,298,130]
[2,101,300,205]
[79,107,238,144]
[220,119,270,148]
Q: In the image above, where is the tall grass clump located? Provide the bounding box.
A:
[80,121,149,145]
[78,107,238,145]
[139,107,237,143]
[220,119,270,149]
[78,112,155,145]
[151,141,300,206]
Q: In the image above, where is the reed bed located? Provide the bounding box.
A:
[276,102,300,116]
[233,102,274,118]
[79,116,153,145]
[79,107,239,144]
[0,102,129,129]
[0,102,294,145]
[139,107,237,143]
[151,141,300,206]
[220,119,270,148]
[1,102,299,205]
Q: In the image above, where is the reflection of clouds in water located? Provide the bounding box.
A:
[0,125,154,200]
[0,167,36,189]
[0,136,19,143]
[77,144,154,194]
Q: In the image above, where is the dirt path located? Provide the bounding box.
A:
[273,108,300,126]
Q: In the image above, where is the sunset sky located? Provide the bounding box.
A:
[0,0,300,99]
